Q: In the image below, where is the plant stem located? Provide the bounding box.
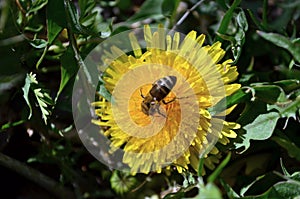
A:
[0,152,74,198]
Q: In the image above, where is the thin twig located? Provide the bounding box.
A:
[15,0,26,14]
[0,152,74,198]
[170,0,205,33]
[63,0,97,121]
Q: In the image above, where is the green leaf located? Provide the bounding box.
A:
[22,73,34,120]
[64,0,99,36]
[209,89,250,116]
[240,175,265,197]
[237,9,248,31]
[267,97,300,121]
[127,0,164,22]
[33,88,53,124]
[273,79,300,93]
[216,7,248,63]
[78,0,96,17]
[208,153,231,183]
[280,158,291,176]
[240,185,283,199]
[57,46,79,101]
[22,73,53,124]
[257,31,300,63]
[97,83,112,102]
[110,171,137,194]
[183,172,196,188]
[291,172,300,182]
[247,9,265,30]
[164,191,185,199]
[162,0,180,18]
[197,157,205,177]
[220,179,240,199]
[272,136,300,161]
[273,181,300,199]
[235,112,280,152]
[237,172,287,199]
[47,0,66,44]
[196,183,222,199]
[252,84,287,103]
[217,0,242,36]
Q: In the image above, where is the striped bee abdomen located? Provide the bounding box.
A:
[149,76,177,101]
[141,76,177,117]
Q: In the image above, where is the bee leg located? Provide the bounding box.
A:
[162,97,176,104]
[157,108,167,118]
[151,104,167,118]
[140,88,145,98]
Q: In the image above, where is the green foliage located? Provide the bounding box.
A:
[162,0,180,17]
[232,163,300,199]
[47,0,65,44]
[235,112,280,152]
[22,73,53,124]
[0,0,300,198]
[257,31,300,63]
[127,0,165,23]
[272,135,300,162]
[110,171,137,195]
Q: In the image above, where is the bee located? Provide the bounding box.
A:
[140,76,177,117]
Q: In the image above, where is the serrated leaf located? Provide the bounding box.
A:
[267,97,300,120]
[235,112,280,152]
[257,31,300,63]
[243,111,280,139]
[22,73,53,124]
[34,87,53,124]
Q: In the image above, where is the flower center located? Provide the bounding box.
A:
[128,84,180,127]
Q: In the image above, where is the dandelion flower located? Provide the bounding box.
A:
[92,25,241,174]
